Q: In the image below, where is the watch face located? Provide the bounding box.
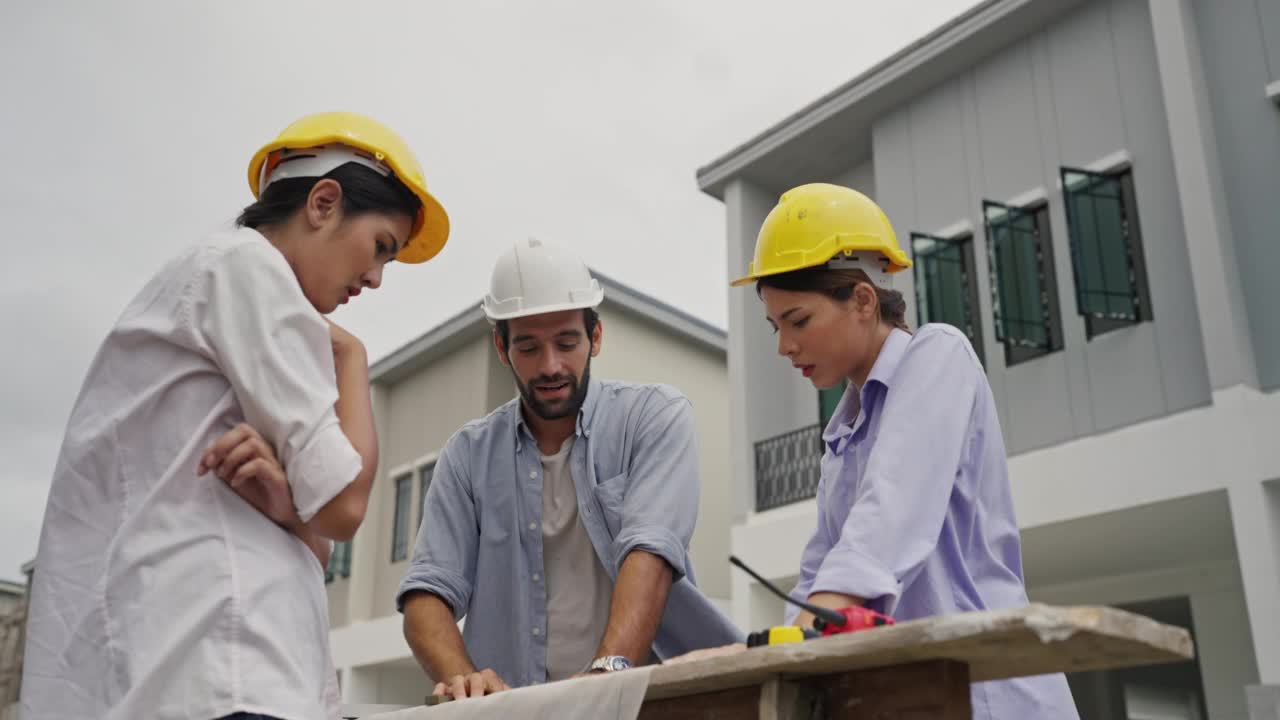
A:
[591,656,631,673]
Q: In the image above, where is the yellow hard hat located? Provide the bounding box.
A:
[247,111,450,264]
[730,183,911,287]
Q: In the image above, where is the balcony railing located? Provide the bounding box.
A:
[754,424,823,512]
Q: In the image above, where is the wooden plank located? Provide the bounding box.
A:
[815,660,970,719]
[637,684,761,720]
[644,604,1193,702]
[758,677,805,720]
[634,662,971,719]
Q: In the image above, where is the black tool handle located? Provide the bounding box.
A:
[729,555,847,629]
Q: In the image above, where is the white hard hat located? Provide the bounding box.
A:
[482,238,604,322]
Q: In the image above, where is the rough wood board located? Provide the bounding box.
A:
[815,660,970,719]
[636,684,761,720]
[644,604,1193,701]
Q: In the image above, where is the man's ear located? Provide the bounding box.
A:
[589,318,603,357]
[493,328,512,368]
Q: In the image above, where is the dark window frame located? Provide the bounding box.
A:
[1060,166,1153,339]
[391,472,412,562]
[910,231,986,365]
[983,200,1064,366]
[325,540,352,584]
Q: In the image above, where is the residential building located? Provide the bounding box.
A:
[698,0,1280,717]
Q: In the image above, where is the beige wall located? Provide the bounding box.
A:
[371,338,493,617]
[591,306,732,601]
[328,335,494,623]
[326,575,350,627]
[330,308,730,631]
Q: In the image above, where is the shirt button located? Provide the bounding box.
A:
[532,573,541,582]
[532,627,541,636]
[529,471,537,480]
[528,522,537,531]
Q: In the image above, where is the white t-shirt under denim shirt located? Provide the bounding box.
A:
[540,436,614,680]
[22,227,361,720]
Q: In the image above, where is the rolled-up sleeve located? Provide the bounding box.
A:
[811,330,979,615]
[396,439,478,618]
[185,241,362,522]
[610,394,699,582]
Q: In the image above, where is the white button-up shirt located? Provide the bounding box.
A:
[22,227,362,720]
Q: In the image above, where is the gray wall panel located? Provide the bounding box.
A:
[908,82,972,233]
[1110,0,1210,414]
[1194,0,1280,390]
[864,0,1213,455]
[959,70,1013,436]
[873,107,924,333]
[1004,353,1078,451]
[1032,29,1097,439]
[1256,0,1280,81]
[827,160,876,198]
[1045,0,1128,164]
[973,42,1045,201]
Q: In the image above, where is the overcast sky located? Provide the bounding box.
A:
[0,0,975,582]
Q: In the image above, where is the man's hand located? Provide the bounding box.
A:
[433,669,509,700]
[591,551,673,667]
[198,422,298,526]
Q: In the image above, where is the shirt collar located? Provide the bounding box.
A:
[513,377,602,451]
[820,328,913,446]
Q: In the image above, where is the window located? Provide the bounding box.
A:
[818,380,848,428]
[911,232,985,364]
[984,200,1063,365]
[325,541,352,584]
[417,461,436,531]
[1061,167,1152,338]
[391,472,411,562]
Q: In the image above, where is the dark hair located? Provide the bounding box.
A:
[236,162,420,230]
[757,266,910,332]
[495,307,600,350]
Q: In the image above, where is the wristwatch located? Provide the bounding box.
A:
[586,655,633,673]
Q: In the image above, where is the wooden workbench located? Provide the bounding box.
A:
[638,603,1193,719]
[353,603,1194,720]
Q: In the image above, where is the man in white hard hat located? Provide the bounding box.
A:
[398,238,743,699]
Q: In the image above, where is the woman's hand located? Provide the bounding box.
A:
[198,422,299,526]
[795,591,864,631]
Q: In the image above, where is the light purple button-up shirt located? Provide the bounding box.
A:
[787,324,1079,718]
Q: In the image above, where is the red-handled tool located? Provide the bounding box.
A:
[729,555,895,636]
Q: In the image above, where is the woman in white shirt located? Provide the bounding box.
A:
[22,112,449,720]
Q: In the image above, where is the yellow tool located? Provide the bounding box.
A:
[746,625,818,647]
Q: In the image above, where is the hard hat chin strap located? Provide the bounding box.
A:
[826,252,895,290]
[260,144,393,192]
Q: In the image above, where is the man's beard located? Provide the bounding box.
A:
[514,359,592,421]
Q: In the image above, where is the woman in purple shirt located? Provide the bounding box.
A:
[730,183,1080,718]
